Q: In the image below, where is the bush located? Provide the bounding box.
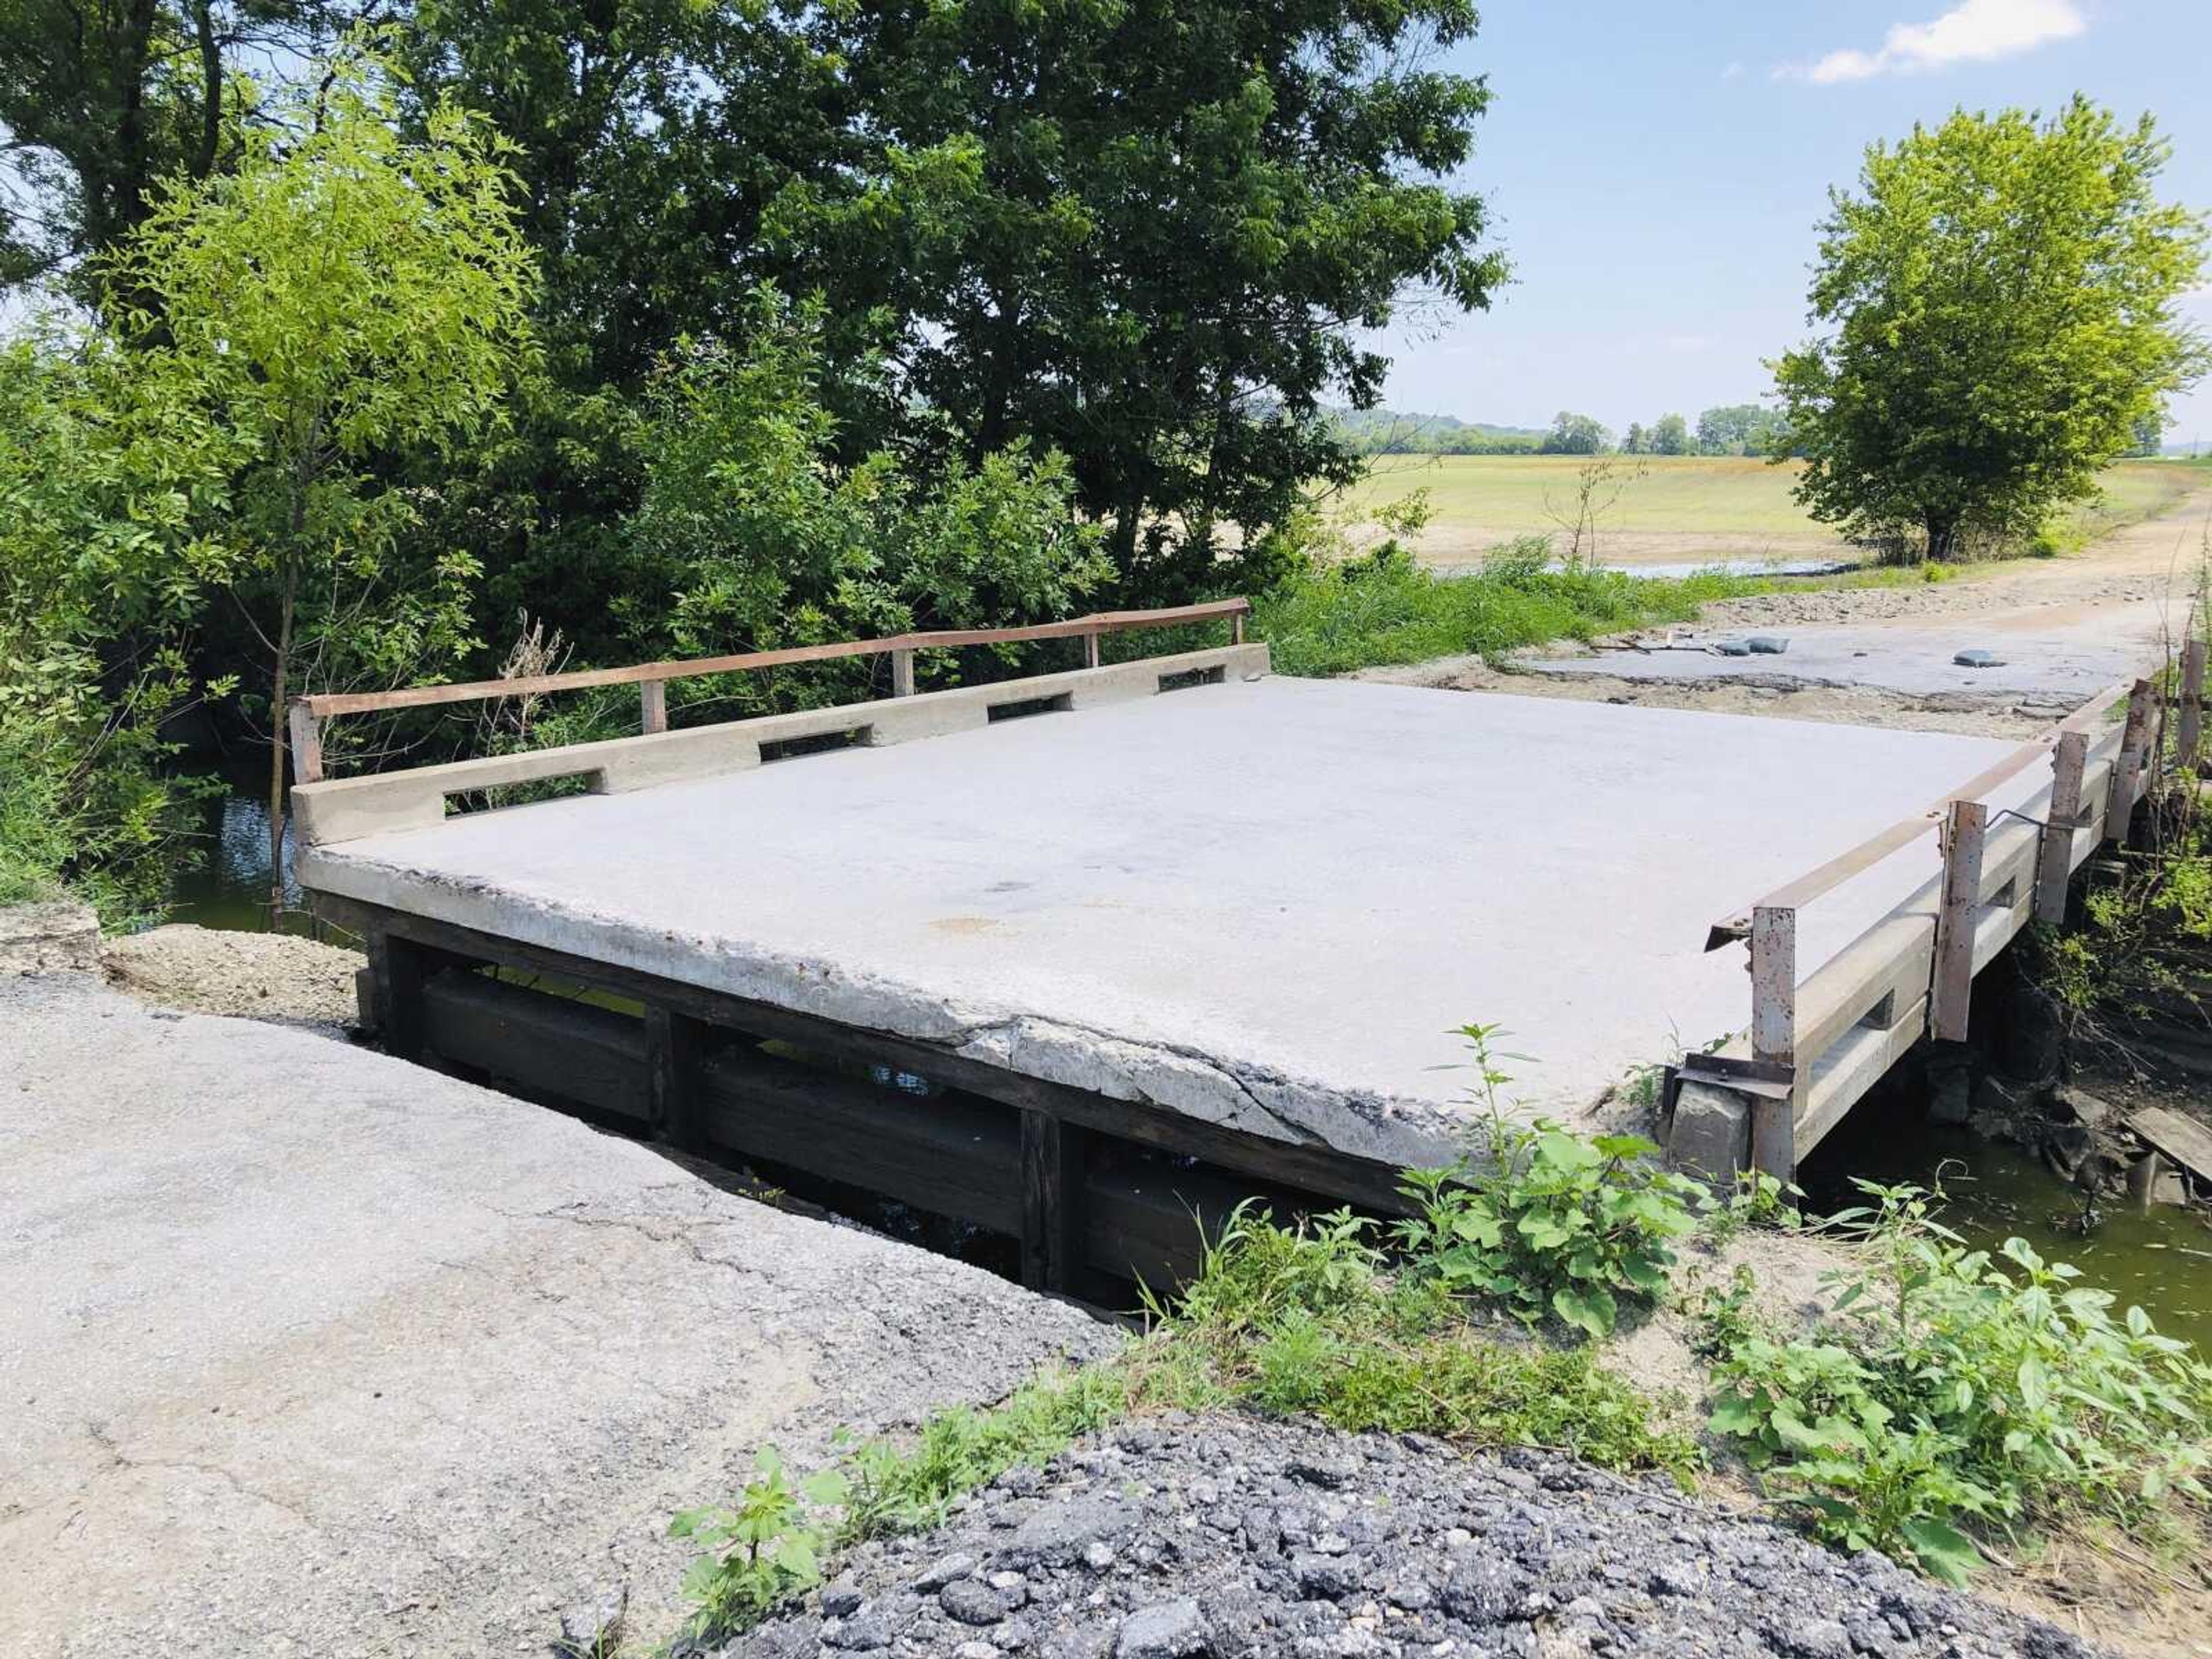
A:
[1396,1128,1705,1339]
[1704,1181,2212,1582]
[1249,546,1756,678]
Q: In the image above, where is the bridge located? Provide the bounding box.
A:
[289,604,2205,1296]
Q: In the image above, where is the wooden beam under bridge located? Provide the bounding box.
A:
[319,892,1413,1302]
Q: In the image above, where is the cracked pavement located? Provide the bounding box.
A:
[0,976,1118,1658]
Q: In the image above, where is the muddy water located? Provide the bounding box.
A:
[1801,1097,2212,1353]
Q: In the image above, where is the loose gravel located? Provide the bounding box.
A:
[722,1414,2097,1659]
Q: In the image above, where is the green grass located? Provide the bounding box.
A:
[1249,545,1762,677]
[1339,455,2200,551]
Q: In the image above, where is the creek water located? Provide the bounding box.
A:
[169,785,309,935]
[1800,1086,2212,1351]
[171,780,2211,1347]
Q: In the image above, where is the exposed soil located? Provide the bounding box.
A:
[1357,655,2066,739]
[1370,484,2212,743]
[101,921,362,1031]
[1410,525,1848,569]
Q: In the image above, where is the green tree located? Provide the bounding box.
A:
[781,0,1505,597]
[1694,403,1787,457]
[1772,99,2207,561]
[0,1,370,296]
[1541,411,1611,456]
[107,47,538,919]
[1649,412,1692,456]
[623,292,1111,706]
[0,322,241,918]
[1621,422,1646,455]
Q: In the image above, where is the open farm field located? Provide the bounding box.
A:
[1340,453,2203,567]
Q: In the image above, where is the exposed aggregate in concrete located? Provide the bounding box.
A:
[720,1415,2097,1659]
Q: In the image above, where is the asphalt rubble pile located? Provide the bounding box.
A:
[715,1412,2095,1659]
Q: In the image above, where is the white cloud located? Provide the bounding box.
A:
[1781,0,2086,83]
[1721,60,1747,81]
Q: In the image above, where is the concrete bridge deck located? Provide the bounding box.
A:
[300,664,2038,1166]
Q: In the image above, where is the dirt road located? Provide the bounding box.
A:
[1371,482,2212,740]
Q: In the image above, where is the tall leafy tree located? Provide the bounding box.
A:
[784,0,1504,595]
[107,48,539,917]
[1540,411,1610,455]
[1773,99,2207,561]
[1648,412,1691,456]
[0,1,369,294]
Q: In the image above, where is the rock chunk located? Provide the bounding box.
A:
[1113,1599,1207,1658]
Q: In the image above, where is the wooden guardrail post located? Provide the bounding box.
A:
[1748,904,1797,1180]
[287,701,327,785]
[2180,639,2206,771]
[2107,677,2154,845]
[1084,630,1101,670]
[1931,798,1987,1043]
[640,680,668,734]
[890,647,915,698]
[2033,730,2088,924]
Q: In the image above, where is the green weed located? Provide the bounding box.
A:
[1705,1180,2212,1584]
[1249,545,1760,678]
[671,1447,849,1632]
[1390,1024,1707,1340]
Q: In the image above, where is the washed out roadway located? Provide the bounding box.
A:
[0,978,1117,1658]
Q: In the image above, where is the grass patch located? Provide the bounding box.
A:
[1249,540,1760,677]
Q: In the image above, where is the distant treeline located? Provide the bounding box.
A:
[1335,404,1792,457]
[1341,404,2194,463]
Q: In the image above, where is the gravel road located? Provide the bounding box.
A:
[725,1414,2096,1659]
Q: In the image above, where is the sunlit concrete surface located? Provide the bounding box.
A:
[304,676,2039,1164]
[1529,591,2172,703]
[0,980,1113,1658]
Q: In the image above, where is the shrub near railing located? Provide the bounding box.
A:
[1703,1180,2212,1583]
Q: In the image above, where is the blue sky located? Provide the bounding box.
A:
[1373,0,2212,444]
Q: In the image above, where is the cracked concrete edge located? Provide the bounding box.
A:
[301,852,1480,1171]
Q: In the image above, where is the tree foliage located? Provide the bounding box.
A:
[623,293,1111,707]
[1773,99,2207,560]
[0,1,372,293]
[1540,411,1611,455]
[103,47,540,912]
[783,0,1504,594]
[1695,403,1787,457]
